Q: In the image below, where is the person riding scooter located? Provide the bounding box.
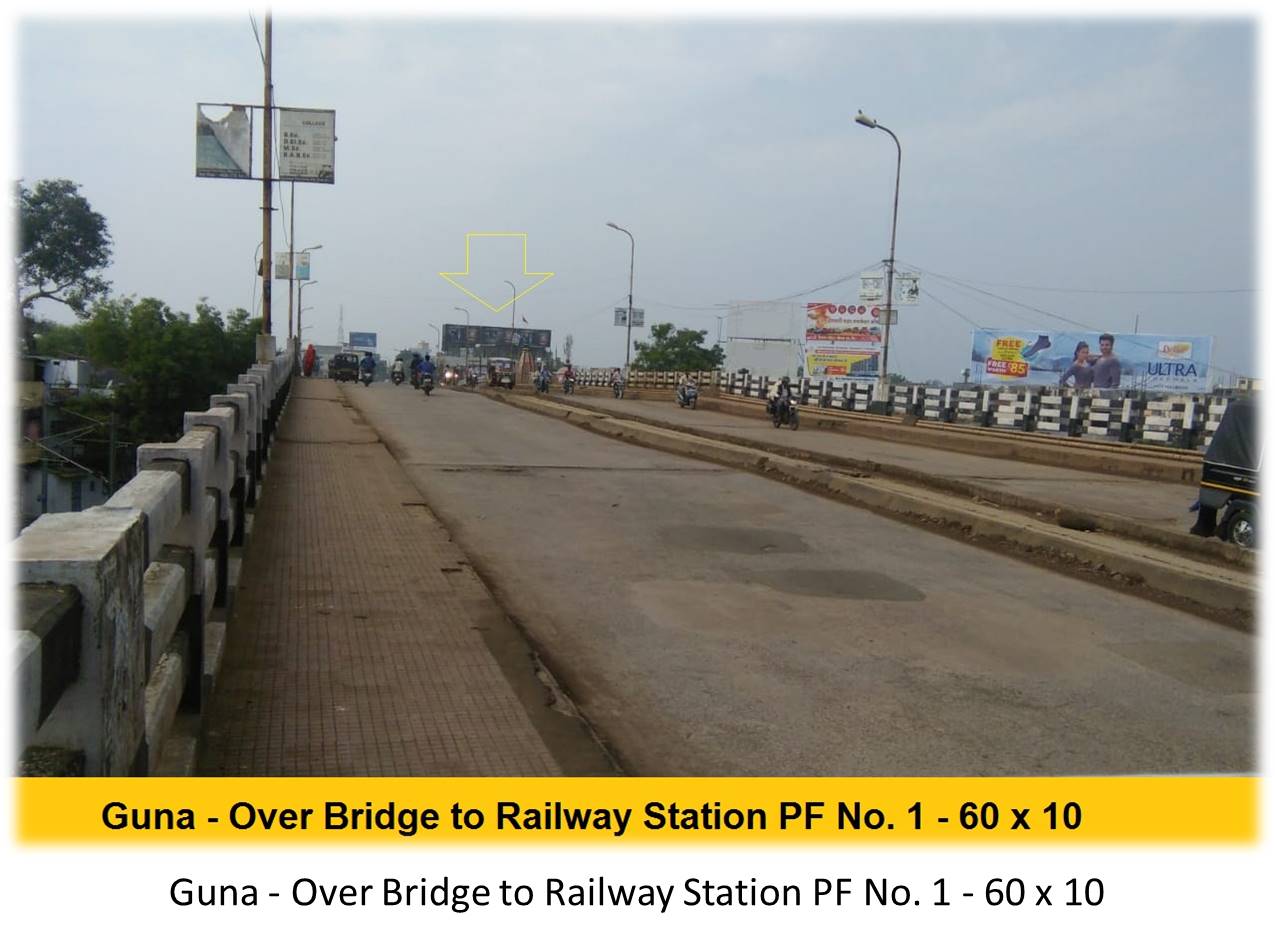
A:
[359,351,376,385]
[562,361,577,393]
[390,358,405,385]
[410,352,424,387]
[768,376,793,420]
[536,363,552,393]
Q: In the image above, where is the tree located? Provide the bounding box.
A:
[16,179,113,327]
[631,323,725,371]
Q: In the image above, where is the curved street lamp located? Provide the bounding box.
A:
[855,109,902,409]
[606,222,636,371]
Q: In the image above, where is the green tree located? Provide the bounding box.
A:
[631,323,724,371]
[16,179,113,349]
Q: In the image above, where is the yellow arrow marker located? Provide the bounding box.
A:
[438,232,556,313]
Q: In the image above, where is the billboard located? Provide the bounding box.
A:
[278,108,336,184]
[968,329,1213,392]
[803,302,885,379]
[195,104,252,179]
[348,331,377,349]
[440,324,551,354]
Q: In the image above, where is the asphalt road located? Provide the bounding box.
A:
[345,382,1254,776]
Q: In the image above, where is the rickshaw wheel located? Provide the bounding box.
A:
[1225,507,1256,549]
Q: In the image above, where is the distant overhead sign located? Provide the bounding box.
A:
[348,331,377,349]
[195,104,252,179]
[614,307,645,327]
[278,108,336,184]
[896,272,920,305]
[858,273,884,304]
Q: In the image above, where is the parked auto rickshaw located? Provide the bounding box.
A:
[1191,396,1259,548]
[486,357,515,389]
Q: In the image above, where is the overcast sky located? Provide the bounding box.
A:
[11,10,1258,381]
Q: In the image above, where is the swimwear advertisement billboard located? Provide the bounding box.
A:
[968,329,1213,392]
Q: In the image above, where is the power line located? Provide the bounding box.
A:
[920,288,986,330]
[915,268,1255,296]
[248,13,266,67]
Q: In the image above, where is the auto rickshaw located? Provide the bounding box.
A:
[486,357,515,389]
[1191,396,1259,548]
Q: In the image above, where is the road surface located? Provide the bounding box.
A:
[344,382,1254,776]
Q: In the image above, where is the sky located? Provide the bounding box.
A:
[8,6,1260,383]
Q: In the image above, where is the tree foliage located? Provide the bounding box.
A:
[631,322,725,371]
[33,296,260,452]
[16,178,113,319]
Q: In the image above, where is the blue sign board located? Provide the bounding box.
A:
[348,331,377,350]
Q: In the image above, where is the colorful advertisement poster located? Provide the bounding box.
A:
[804,302,884,378]
[195,104,251,179]
[968,329,1213,392]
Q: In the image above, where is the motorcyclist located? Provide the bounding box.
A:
[536,363,553,392]
[410,352,423,384]
[360,351,376,378]
[419,354,436,382]
[768,375,792,418]
[562,361,576,390]
[610,367,623,387]
[391,357,405,380]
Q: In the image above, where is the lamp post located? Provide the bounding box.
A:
[454,306,470,368]
[606,222,636,372]
[289,241,322,342]
[296,280,317,351]
[427,322,442,357]
[855,109,902,411]
[503,279,517,359]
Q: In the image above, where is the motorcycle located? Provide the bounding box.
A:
[359,367,374,387]
[612,379,624,399]
[421,372,435,396]
[562,376,576,394]
[391,366,404,386]
[676,381,698,409]
[770,394,799,430]
[535,374,550,394]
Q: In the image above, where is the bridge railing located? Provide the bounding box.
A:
[14,343,296,776]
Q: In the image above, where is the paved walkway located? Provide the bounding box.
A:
[199,379,560,775]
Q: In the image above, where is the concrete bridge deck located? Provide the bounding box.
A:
[198,380,565,776]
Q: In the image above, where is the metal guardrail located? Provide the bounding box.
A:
[13,343,296,776]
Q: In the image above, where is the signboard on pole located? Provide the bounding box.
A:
[295,252,311,281]
[896,272,920,305]
[348,331,377,350]
[274,253,292,280]
[968,329,1214,392]
[278,108,336,184]
[614,308,645,327]
[803,302,883,378]
[859,274,884,304]
[195,104,252,179]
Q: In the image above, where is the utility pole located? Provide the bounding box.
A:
[260,12,274,357]
[107,407,117,496]
[288,182,295,340]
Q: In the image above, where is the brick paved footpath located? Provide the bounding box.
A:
[199,379,561,775]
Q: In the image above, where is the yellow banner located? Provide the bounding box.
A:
[15,777,1257,845]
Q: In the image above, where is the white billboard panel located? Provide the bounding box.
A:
[278,108,336,183]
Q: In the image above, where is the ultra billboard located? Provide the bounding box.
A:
[441,324,551,353]
[968,329,1213,392]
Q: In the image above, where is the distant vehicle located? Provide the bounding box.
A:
[487,358,515,389]
[330,353,359,383]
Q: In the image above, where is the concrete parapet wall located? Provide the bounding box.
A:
[13,339,296,775]
[572,368,1244,452]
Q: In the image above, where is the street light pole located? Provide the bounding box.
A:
[289,239,322,351]
[855,110,902,410]
[606,222,635,372]
[297,280,317,350]
[454,306,470,369]
[503,279,517,359]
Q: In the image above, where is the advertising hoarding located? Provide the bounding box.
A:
[441,324,552,354]
[348,331,377,349]
[195,104,252,179]
[968,329,1213,392]
[278,108,336,184]
[803,301,884,378]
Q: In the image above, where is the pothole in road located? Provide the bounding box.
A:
[753,569,926,601]
[659,525,810,554]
